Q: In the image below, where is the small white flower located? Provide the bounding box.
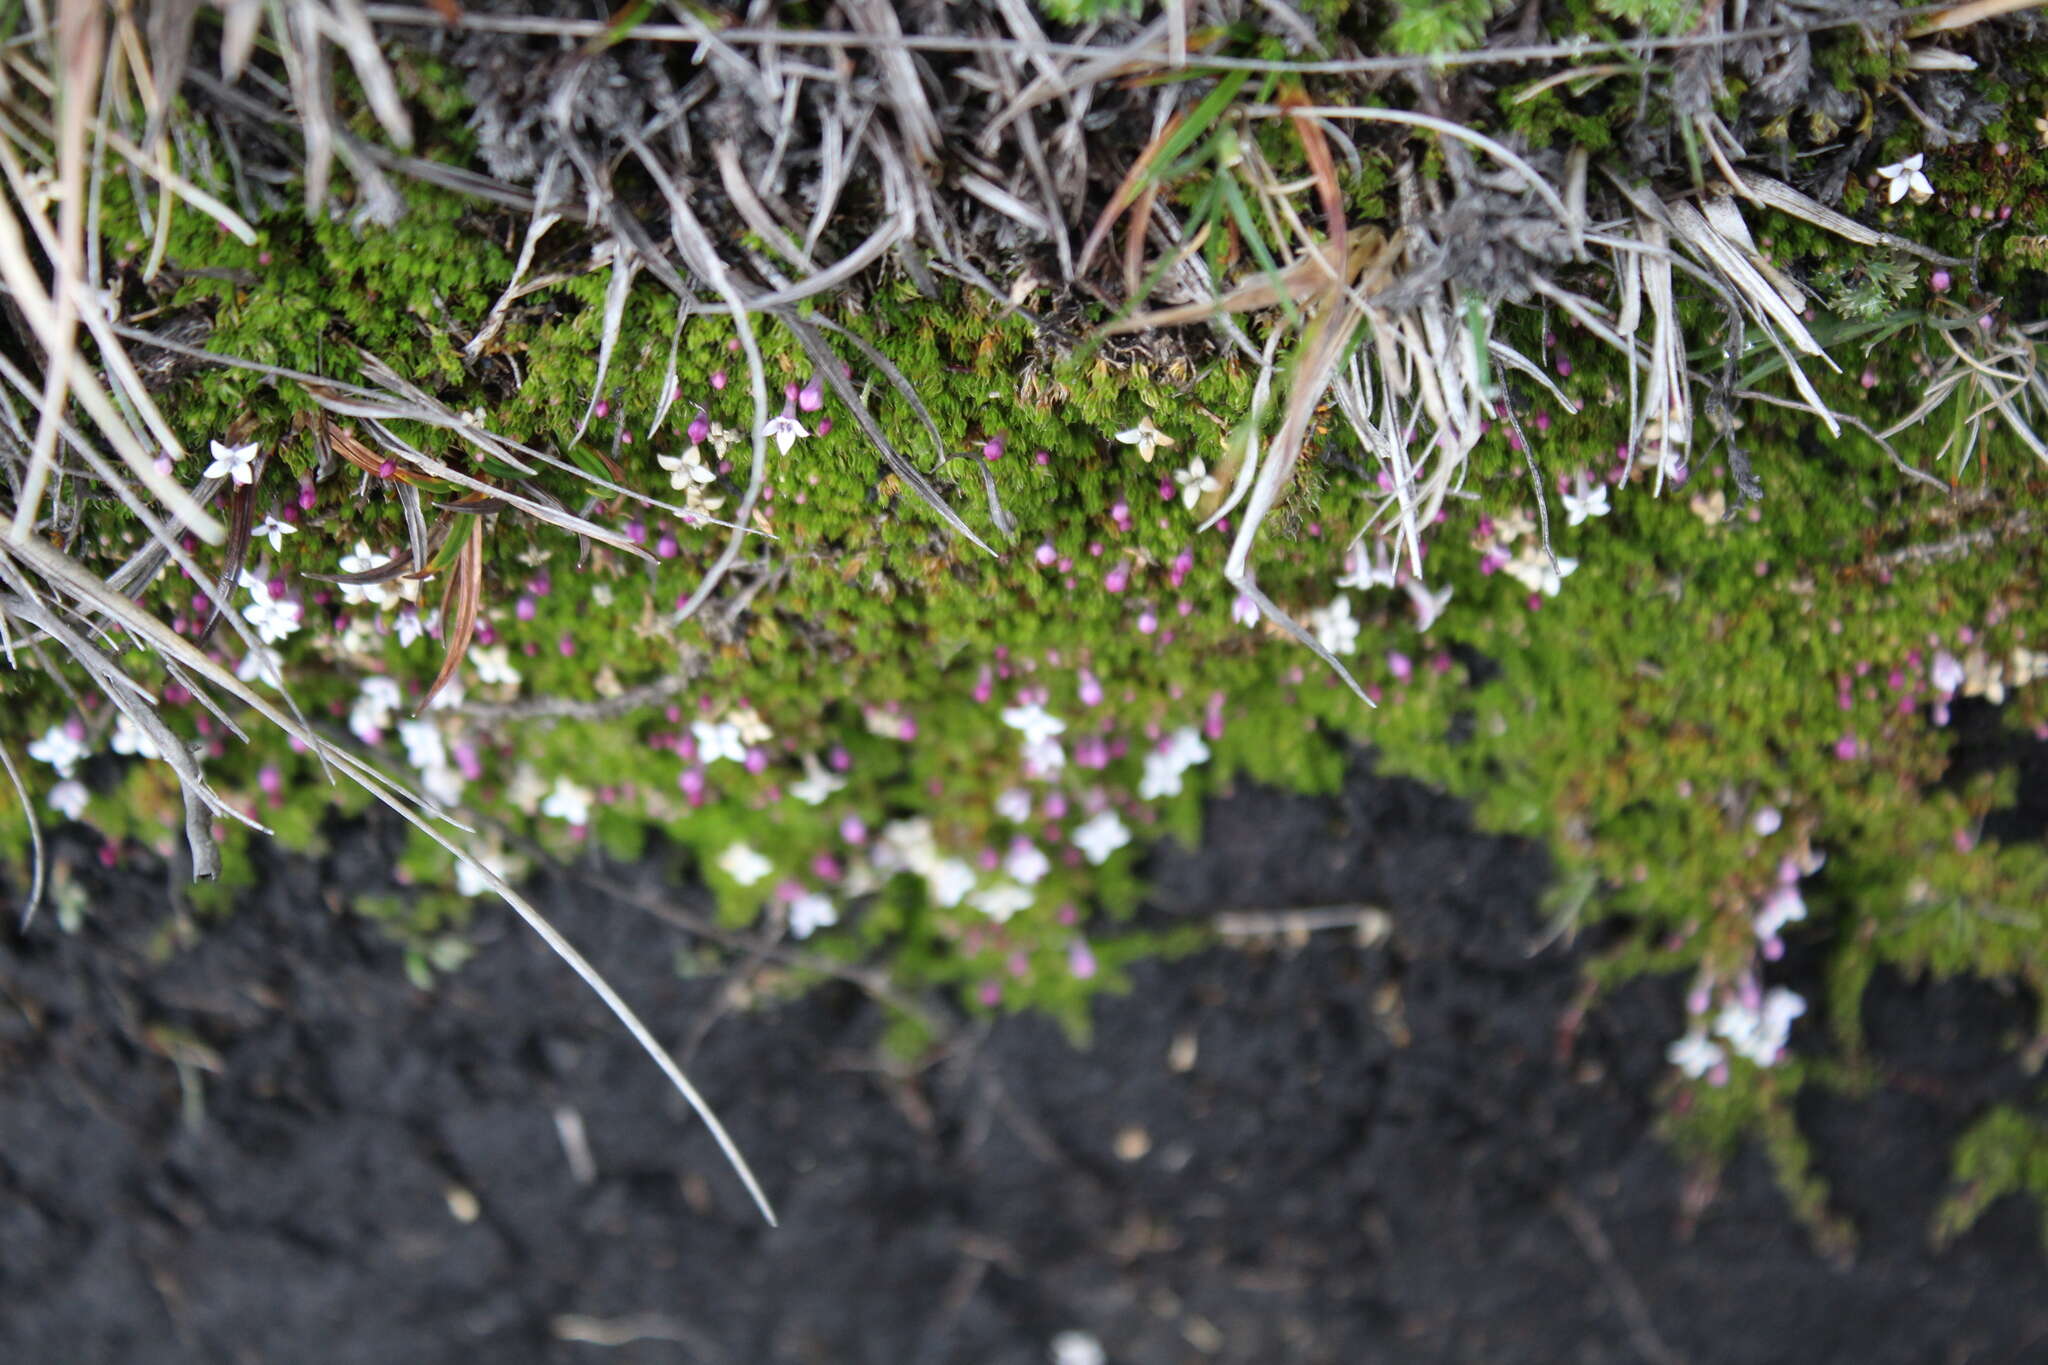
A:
[504,764,550,815]
[1072,810,1130,865]
[1713,987,1806,1066]
[539,776,595,826]
[1051,1331,1107,1365]
[203,439,259,486]
[718,842,772,887]
[1666,1031,1725,1079]
[427,677,466,712]
[339,616,382,657]
[1139,749,1189,801]
[236,646,284,688]
[471,645,522,688]
[969,880,1034,923]
[1231,593,1261,629]
[763,410,808,455]
[657,444,717,491]
[1004,839,1051,886]
[995,788,1034,823]
[420,763,466,807]
[1876,151,1933,205]
[787,892,838,939]
[242,595,302,645]
[393,608,429,649]
[2009,647,2048,688]
[1502,547,1578,597]
[926,857,976,909]
[1403,579,1453,634]
[336,542,391,608]
[1162,727,1209,771]
[1753,884,1807,941]
[1001,702,1067,747]
[789,753,847,806]
[875,818,939,877]
[1021,736,1066,779]
[1173,457,1219,509]
[110,714,160,760]
[705,422,741,458]
[253,515,297,552]
[727,706,773,746]
[693,719,748,765]
[26,724,87,778]
[1960,648,2006,704]
[1561,473,1611,527]
[1336,542,1399,593]
[455,844,517,898]
[396,718,448,774]
[47,779,90,820]
[1114,417,1176,464]
[1307,596,1360,656]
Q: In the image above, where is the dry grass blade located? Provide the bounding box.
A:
[421,518,481,712]
[1731,171,1962,266]
[0,738,48,928]
[1223,234,1396,709]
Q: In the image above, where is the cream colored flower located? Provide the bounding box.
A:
[1115,417,1176,464]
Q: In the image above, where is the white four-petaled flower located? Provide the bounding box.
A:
[1561,472,1610,527]
[1876,152,1933,205]
[763,409,808,455]
[28,724,87,777]
[1000,702,1067,747]
[789,753,847,806]
[1713,987,1806,1066]
[47,779,90,820]
[1072,810,1130,865]
[1502,548,1578,597]
[693,719,748,765]
[1307,596,1360,656]
[471,645,522,687]
[1173,458,1219,510]
[1114,417,1176,464]
[788,892,838,939]
[718,842,772,886]
[658,445,717,492]
[1003,839,1051,886]
[243,595,303,645]
[203,439,260,486]
[969,880,1033,923]
[539,776,594,825]
[926,857,976,908]
[253,515,297,552]
[110,714,160,760]
[1666,1031,1725,1079]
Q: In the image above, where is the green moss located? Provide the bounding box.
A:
[1934,1106,2048,1251]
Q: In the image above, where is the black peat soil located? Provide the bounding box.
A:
[2,756,2044,1365]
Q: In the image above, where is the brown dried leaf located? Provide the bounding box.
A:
[420,519,482,713]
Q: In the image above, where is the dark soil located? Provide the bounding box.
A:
[2,759,2043,1365]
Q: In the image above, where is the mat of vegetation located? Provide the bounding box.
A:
[2,762,2042,1365]
[7,0,2048,1260]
